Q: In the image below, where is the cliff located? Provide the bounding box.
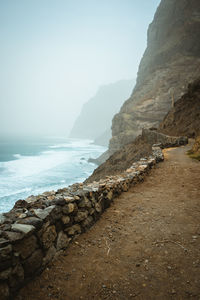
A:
[70,80,134,146]
[109,0,200,152]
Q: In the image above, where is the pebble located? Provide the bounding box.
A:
[171,289,176,294]
[136,263,141,267]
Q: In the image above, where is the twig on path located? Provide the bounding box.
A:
[153,239,188,252]
[105,240,111,256]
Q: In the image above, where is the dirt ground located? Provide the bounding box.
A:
[16,142,200,300]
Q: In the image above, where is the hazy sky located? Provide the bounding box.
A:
[0,0,160,137]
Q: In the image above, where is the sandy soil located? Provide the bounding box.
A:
[16,142,200,300]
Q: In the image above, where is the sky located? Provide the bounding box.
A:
[0,0,160,137]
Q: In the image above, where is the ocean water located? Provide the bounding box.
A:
[0,137,106,213]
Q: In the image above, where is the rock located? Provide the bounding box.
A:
[0,260,12,272]
[43,246,56,266]
[18,213,27,219]
[16,217,43,229]
[64,196,76,203]
[0,267,12,280]
[13,235,38,259]
[0,245,12,262]
[11,224,35,235]
[68,203,76,213]
[81,216,93,228]
[25,195,38,203]
[41,225,57,249]
[22,249,43,277]
[106,190,113,201]
[62,203,76,215]
[78,197,92,208]
[33,206,55,220]
[2,231,24,243]
[74,211,88,222]
[95,203,102,213]
[61,215,70,225]
[0,282,9,300]
[0,238,10,247]
[56,231,70,250]
[42,191,55,197]
[65,224,81,236]
[51,196,66,206]
[9,263,24,289]
[0,214,6,225]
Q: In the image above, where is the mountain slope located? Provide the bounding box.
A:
[159,78,200,137]
[70,80,134,146]
[109,0,200,152]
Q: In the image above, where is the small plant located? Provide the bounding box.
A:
[187,136,200,161]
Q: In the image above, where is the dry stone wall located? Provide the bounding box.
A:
[0,143,168,299]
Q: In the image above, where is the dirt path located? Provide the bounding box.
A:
[17,142,200,300]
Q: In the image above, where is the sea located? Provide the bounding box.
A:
[0,137,106,213]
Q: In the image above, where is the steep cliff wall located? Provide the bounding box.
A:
[159,78,200,137]
[110,0,200,152]
[70,80,134,146]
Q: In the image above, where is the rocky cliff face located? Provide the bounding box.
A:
[70,80,134,146]
[159,78,200,137]
[110,0,200,152]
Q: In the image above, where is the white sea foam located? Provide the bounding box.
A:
[0,187,32,198]
[3,150,78,178]
[13,154,22,159]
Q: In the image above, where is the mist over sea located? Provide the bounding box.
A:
[0,137,106,213]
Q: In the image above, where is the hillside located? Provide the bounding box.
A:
[159,78,200,137]
[70,80,134,146]
[109,0,200,153]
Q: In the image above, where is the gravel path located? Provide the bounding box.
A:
[17,142,200,300]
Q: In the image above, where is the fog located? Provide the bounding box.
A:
[0,0,160,138]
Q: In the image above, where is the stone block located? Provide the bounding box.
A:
[22,249,43,277]
[33,205,55,220]
[9,263,24,289]
[13,235,38,259]
[0,245,12,262]
[61,215,70,225]
[0,268,12,280]
[65,224,81,236]
[16,217,43,229]
[43,245,56,266]
[74,211,88,222]
[11,224,35,235]
[81,216,93,228]
[0,282,9,299]
[41,225,57,249]
[56,231,70,250]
